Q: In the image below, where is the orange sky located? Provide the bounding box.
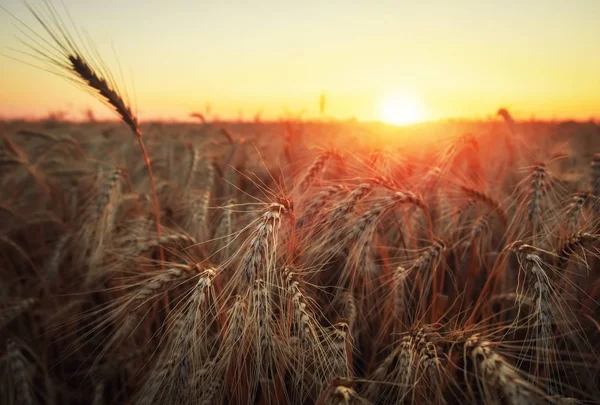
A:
[1,0,599,122]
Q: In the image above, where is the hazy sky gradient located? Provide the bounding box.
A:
[1,0,599,121]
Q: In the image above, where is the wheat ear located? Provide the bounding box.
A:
[24,4,163,249]
[466,334,549,405]
[6,339,34,405]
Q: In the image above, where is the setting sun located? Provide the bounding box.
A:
[379,94,427,126]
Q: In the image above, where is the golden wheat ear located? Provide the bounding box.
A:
[9,1,163,245]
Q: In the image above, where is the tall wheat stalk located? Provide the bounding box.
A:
[14,1,163,245]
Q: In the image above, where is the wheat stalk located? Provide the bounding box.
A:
[22,3,163,251]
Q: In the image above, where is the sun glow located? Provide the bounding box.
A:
[379,94,427,125]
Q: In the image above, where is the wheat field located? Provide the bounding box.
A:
[1,2,599,405]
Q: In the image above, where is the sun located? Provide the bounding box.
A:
[379,94,427,126]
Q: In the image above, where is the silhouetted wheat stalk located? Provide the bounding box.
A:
[12,1,163,250]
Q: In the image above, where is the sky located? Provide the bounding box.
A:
[1,0,599,122]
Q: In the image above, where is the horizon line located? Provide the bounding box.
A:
[1,115,598,126]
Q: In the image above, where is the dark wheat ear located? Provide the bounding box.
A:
[68,55,139,135]
[17,1,163,243]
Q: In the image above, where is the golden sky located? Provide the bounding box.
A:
[1,0,599,122]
